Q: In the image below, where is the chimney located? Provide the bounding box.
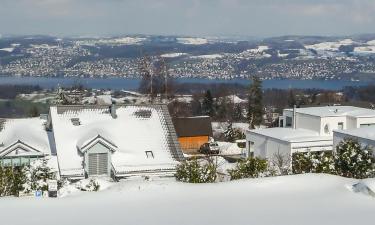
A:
[293,105,297,129]
[110,104,117,119]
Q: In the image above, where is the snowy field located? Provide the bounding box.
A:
[1,174,375,225]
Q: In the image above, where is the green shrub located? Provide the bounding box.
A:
[175,158,217,183]
[292,151,335,174]
[228,157,268,180]
[334,139,375,179]
[0,166,27,197]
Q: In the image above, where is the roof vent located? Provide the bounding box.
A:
[71,118,81,126]
[134,109,152,119]
[334,109,338,113]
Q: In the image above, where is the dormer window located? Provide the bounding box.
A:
[71,118,81,126]
[134,110,152,119]
[145,151,154,158]
[324,124,330,134]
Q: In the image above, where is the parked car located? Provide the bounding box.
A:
[199,142,220,154]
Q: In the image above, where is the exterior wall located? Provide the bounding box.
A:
[320,116,347,136]
[295,113,321,133]
[356,117,375,128]
[84,142,112,176]
[291,140,333,153]
[178,136,209,154]
[246,131,291,160]
[346,117,357,130]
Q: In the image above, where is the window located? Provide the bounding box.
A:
[71,118,81,126]
[324,124,330,134]
[338,122,344,130]
[285,116,292,127]
[145,151,154,158]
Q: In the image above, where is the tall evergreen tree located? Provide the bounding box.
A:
[202,90,214,117]
[247,76,263,128]
[288,89,297,107]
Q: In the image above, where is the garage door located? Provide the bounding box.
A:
[88,153,108,176]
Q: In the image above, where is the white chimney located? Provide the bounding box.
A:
[293,105,297,129]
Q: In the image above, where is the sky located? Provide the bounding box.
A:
[1,0,375,37]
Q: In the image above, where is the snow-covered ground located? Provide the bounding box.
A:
[305,39,355,52]
[190,54,223,59]
[177,37,208,45]
[1,174,375,225]
[160,52,188,58]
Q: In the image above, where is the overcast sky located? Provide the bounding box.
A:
[1,0,375,37]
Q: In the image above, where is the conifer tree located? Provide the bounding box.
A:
[247,76,263,128]
[202,90,214,117]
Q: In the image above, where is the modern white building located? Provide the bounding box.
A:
[247,106,375,160]
[280,106,375,135]
[333,126,375,157]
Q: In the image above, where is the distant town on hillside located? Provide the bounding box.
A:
[1,34,375,81]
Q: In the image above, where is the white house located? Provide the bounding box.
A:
[333,126,375,157]
[0,104,184,181]
[48,104,184,180]
[247,106,375,160]
[0,117,53,167]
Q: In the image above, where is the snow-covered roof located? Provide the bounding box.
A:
[334,126,375,141]
[285,106,375,118]
[50,104,183,177]
[248,127,332,143]
[0,118,51,157]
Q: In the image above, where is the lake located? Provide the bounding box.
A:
[0,76,373,90]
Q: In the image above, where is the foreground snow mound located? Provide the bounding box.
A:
[352,179,375,197]
[1,174,375,225]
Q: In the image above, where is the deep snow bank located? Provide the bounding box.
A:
[1,174,375,225]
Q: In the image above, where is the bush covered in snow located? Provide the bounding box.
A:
[76,179,101,192]
[292,139,374,179]
[334,139,375,179]
[0,158,58,197]
[224,123,245,143]
[292,151,335,174]
[175,158,217,183]
[0,166,27,197]
[23,158,57,194]
[228,157,268,180]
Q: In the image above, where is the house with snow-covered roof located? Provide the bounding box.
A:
[246,106,375,160]
[0,117,53,167]
[334,126,375,157]
[47,104,184,180]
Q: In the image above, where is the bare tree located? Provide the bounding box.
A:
[270,149,292,175]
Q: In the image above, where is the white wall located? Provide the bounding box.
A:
[246,131,291,160]
[296,113,321,133]
[320,116,347,136]
[356,117,375,128]
[291,140,333,153]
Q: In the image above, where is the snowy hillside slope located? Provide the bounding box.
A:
[1,174,375,225]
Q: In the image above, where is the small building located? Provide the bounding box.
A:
[333,126,375,157]
[173,116,213,154]
[0,117,52,167]
[247,128,333,160]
